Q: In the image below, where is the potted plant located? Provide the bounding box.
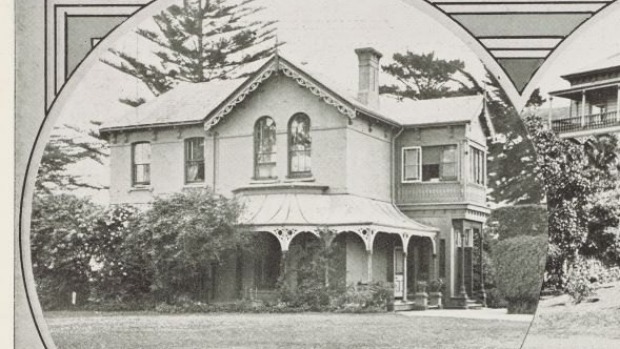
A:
[427,279,445,308]
[414,281,429,310]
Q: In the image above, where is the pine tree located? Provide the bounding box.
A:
[102,0,278,105]
[380,51,481,100]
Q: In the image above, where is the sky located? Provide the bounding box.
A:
[50,0,620,203]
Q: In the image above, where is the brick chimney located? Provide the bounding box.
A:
[355,47,383,109]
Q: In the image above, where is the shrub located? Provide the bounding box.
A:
[488,205,548,240]
[331,282,394,312]
[492,235,547,314]
[564,257,620,303]
[484,287,508,309]
[428,279,445,293]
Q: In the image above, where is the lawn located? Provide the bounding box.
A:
[522,281,620,349]
[45,311,530,349]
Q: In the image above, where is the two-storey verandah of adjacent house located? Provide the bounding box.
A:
[549,54,620,138]
[100,48,490,309]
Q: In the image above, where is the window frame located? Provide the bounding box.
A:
[184,137,205,184]
[254,116,278,180]
[470,144,486,186]
[401,146,422,183]
[131,141,151,187]
[287,113,312,178]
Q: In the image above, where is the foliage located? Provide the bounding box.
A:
[30,194,101,309]
[564,257,620,304]
[525,115,594,284]
[380,51,480,100]
[136,188,245,302]
[427,279,445,293]
[88,205,150,302]
[484,287,508,309]
[492,235,547,314]
[102,0,278,105]
[583,187,620,264]
[488,205,548,240]
[36,123,108,195]
[276,233,392,312]
[486,83,542,205]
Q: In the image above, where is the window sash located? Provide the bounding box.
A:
[470,147,485,185]
[289,114,312,176]
[402,147,421,182]
[132,143,151,185]
[255,118,277,179]
[421,145,458,182]
[185,138,205,183]
[133,164,150,185]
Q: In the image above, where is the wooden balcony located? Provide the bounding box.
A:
[397,182,486,206]
[551,111,620,137]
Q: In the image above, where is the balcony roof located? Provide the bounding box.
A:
[561,53,620,81]
[549,77,620,100]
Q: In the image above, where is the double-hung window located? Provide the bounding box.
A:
[185,138,205,184]
[132,142,151,186]
[470,146,485,185]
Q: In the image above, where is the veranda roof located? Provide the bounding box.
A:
[237,192,438,241]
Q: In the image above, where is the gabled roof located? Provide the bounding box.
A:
[100,54,485,133]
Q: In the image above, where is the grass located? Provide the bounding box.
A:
[523,281,620,349]
[45,311,530,349]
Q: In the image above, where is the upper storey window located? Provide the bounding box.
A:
[254,116,277,179]
[132,142,151,186]
[470,146,485,185]
[401,145,458,183]
[288,113,312,178]
[185,138,205,184]
[402,147,421,182]
[423,145,457,182]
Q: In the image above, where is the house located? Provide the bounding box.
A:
[100,48,490,309]
[549,53,620,138]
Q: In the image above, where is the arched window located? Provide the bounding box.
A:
[254,116,277,179]
[131,142,151,186]
[288,113,311,177]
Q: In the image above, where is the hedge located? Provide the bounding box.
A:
[492,235,547,314]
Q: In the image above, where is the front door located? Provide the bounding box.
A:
[394,247,404,298]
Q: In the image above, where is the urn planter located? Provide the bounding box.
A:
[428,291,443,308]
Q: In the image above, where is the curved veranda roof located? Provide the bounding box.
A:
[236,190,438,252]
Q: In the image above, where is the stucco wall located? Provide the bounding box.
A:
[345,234,367,284]
[210,75,351,195]
[346,116,392,202]
[108,126,206,205]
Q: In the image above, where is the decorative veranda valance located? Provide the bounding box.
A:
[236,191,438,253]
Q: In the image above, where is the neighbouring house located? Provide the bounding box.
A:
[549,53,620,138]
[100,48,491,309]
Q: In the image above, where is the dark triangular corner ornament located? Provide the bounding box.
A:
[497,58,545,94]
[423,0,617,100]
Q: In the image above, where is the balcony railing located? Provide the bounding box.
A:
[551,111,619,134]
